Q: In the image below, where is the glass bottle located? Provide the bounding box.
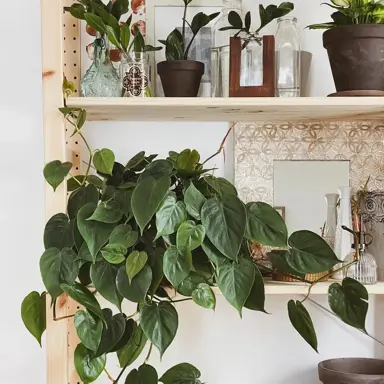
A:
[323,193,338,249]
[344,244,377,284]
[80,35,121,97]
[240,34,263,87]
[211,0,242,97]
[120,52,152,97]
[275,17,301,97]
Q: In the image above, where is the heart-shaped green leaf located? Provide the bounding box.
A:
[245,202,288,247]
[125,365,158,384]
[155,194,187,240]
[288,300,318,352]
[44,213,74,250]
[61,282,105,324]
[267,250,305,280]
[110,224,138,248]
[139,160,174,181]
[44,160,72,191]
[67,175,85,191]
[192,283,216,310]
[126,251,148,283]
[68,184,99,219]
[163,245,192,287]
[148,248,165,295]
[204,175,237,197]
[287,230,340,274]
[176,220,205,250]
[140,301,178,357]
[132,176,171,234]
[126,151,145,170]
[77,203,115,262]
[40,247,79,299]
[93,148,115,175]
[117,322,147,367]
[90,260,123,310]
[87,175,103,188]
[217,258,255,316]
[114,188,134,216]
[77,242,102,263]
[160,363,201,384]
[164,29,184,61]
[176,149,200,171]
[74,310,103,352]
[177,272,206,297]
[244,265,266,312]
[109,318,135,353]
[116,264,152,303]
[87,201,123,223]
[328,277,368,332]
[184,182,206,220]
[21,291,46,346]
[201,195,246,260]
[74,343,106,383]
[101,244,127,264]
[201,239,227,266]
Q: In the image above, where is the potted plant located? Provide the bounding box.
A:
[21,101,372,382]
[157,1,219,97]
[308,0,384,95]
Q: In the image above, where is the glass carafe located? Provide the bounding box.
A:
[344,246,377,285]
[275,17,300,97]
[80,35,121,97]
[211,0,242,97]
[240,35,263,87]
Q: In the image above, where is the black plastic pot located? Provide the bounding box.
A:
[319,358,384,384]
[323,25,384,93]
[157,60,204,97]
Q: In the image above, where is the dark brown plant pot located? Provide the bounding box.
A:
[319,358,384,384]
[157,60,204,97]
[323,25,384,93]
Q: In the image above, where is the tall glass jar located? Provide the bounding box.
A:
[275,17,301,97]
[240,34,263,87]
[120,52,152,97]
[211,0,242,97]
[80,35,121,97]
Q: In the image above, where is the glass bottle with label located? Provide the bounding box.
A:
[275,17,301,97]
[211,0,242,97]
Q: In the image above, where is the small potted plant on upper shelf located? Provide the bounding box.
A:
[157,0,219,97]
[308,0,384,96]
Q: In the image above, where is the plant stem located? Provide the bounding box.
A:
[172,298,193,303]
[104,368,115,382]
[182,2,187,50]
[52,302,75,321]
[126,310,139,319]
[144,343,153,363]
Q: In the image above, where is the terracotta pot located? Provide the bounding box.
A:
[323,25,384,92]
[319,358,384,384]
[157,60,204,97]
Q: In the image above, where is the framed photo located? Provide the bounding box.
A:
[274,206,286,221]
[146,0,222,96]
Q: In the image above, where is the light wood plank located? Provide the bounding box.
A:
[67,97,384,122]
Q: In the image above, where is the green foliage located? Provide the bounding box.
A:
[308,0,384,29]
[160,363,201,384]
[21,292,46,346]
[74,310,103,352]
[44,160,72,191]
[74,343,106,383]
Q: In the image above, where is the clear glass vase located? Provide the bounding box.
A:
[80,35,122,97]
[120,52,151,97]
[240,34,263,87]
[275,17,301,97]
[211,0,242,97]
[323,193,338,249]
[344,247,378,285]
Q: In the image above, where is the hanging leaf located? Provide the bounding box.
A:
[87,201,123,223]
[155,194,187,239]
[67,175,85,191]
[77,242,103,263]
[44,213,74,250]
[139,160,174,181]
[201,239,227,266]
[140,301,178,357]
[132,176,171,234]
[43,160,72,191]
[287,230,340,274]
[110,318,135,352]
[101,243,127,264]
[114,188,134,216]
[125,365,158,384]
[328,277,368,332]
[117,322,147,367]
[74,310,103,352]
[184,182,206,220]
[116,264,152,303]
[61,282,105,324]
[163,245,192,287]
[87,175,104,188]
[201,195,246,260]
[68,184,99,219]
[245,202,288,247]
[204,175,238,197]
[93,148,115,175]
[90,260,123,310]
[288,300,318,352]
[126,251,148,283]
[244,265,266,312]
[176,220,205,251]
[148,248,165,294]
[160,363,201,384]
[177,272,206,296]
[74,343,106,383]
[110,224,138,248]
[267,250,305,280]
[40,247,79,299]
[21,291,46,347]
[217,258,255,316]
[192,283,216,310]
[77,203,115,262]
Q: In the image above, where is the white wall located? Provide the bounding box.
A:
[1,0,383,383]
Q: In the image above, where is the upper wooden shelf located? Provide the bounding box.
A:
[67,97,384,122]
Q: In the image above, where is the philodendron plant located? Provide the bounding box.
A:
[21,106,370,383]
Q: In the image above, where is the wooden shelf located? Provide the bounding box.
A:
[67,97,384,122]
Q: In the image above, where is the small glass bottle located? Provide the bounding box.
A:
[240,35,263,87]
[344,244,377,285]
[323,193,338,249]
[120,52,152,97]
[80,35,121,97]
[275,17,301,97]
[211,0,242,97]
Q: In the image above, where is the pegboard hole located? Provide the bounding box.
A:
[73,24,76,27]
[76,154,79,158]
[73,37,76,41]
[76,167,79,170]
[75,141,78,144]
[74,63,77,67]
